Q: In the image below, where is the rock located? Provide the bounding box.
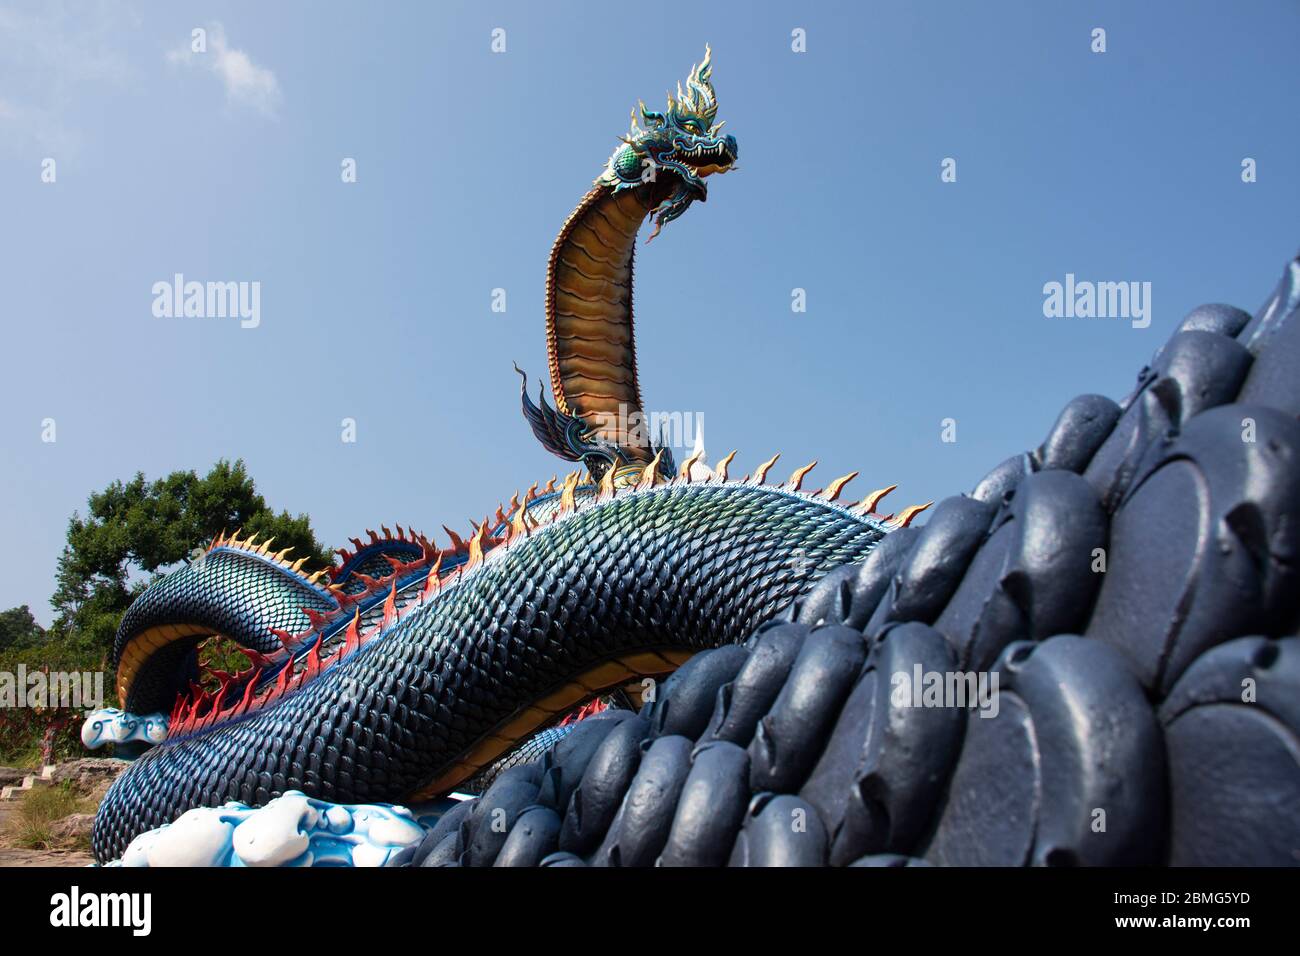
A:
[50,758,129,794]
[0,767,26,788]
[50,813,97,843]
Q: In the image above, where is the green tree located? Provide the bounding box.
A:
[0,605,45,651]
[50,459,331,653]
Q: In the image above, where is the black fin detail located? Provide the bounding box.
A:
[654,417,678,478]
[515,364,632,480]
[516,363,583,462]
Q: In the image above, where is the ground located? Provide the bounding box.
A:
[0,800,93,866]
[0,759,124,867]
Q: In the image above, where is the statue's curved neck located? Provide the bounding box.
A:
[545,181,673,463]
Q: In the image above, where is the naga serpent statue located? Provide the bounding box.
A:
[92,48,1300,867]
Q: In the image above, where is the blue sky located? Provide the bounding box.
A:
[2,0,1297,625]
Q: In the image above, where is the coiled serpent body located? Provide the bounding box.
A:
[91,46,1300,866]
[93,483,886,860]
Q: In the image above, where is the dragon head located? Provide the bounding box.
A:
[597,45,738,240]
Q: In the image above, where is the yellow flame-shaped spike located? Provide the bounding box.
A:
[524,481,539,503]
[753,453,781,485]
[821,471,859,502]
[307,569,326,584]
[466,523,488,569]
[856,484,898,514]
[510,501,530,539]
[257,536,275,556]
[559,470,581,514]
[636,450,665,491]
[244,532,260,550]
[543,475,558,495]
[678,448,704,480]
[598,466,616,501]
[421,552,444,599]
[715,450,737,481]
[290,557,307,572]
[228,528,243,547]
[785,460,818,492]
[890,502,933,528]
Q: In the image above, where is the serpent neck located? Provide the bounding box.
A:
[545,183,672,463]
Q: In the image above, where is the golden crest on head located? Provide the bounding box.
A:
[668,45,719,127]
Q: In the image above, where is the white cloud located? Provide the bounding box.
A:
[0,2,135,155]
[168,23,281,117]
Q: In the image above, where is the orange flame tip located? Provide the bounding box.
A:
[856,484,898,514]
[784,460,817,492]
[715,450,737,481]
[752,453,781,485]
[820,471,859,502]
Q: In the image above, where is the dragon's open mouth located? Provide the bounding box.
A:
[680,138,737,176]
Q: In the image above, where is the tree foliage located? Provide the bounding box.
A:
[49,459,331,653]
[0,605,44,652]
